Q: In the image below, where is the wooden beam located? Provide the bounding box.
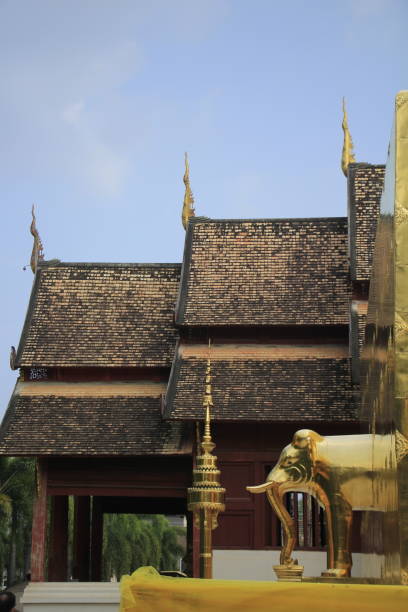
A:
[49,485,187,497]
[73,496,91,581]
[48,496,68,581]
[31,458,48,581]
[192,514,200,578]
[91,497,103,581]
[184,511,193,577]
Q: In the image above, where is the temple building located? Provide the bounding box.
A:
[0,125,387,580]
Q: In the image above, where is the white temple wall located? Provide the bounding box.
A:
[213,550,383,581]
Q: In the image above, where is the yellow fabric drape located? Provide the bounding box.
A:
[120,567,408,612]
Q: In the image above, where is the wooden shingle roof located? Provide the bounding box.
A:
[175,217,351,326]
[348,163,384,281]
[164,350,357,422]
[16,262,180,368]
[0,390,190,456]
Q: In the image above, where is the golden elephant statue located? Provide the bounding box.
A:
[247,429,394,578]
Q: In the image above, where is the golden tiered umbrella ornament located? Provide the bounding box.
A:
[187,354,225,579]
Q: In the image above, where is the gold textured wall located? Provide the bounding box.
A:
[360,92,408,584]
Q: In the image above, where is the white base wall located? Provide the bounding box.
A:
[20,554,384,610]
[21,582,120,612]
[213,550,383,581]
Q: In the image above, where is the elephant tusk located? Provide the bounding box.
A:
[246,482,275,494]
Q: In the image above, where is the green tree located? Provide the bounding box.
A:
[102,514,186,580]
[0,458,13,579]
[160,522,184,571]
[0,457,35,585]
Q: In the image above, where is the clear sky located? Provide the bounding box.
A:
[1,0,407,416]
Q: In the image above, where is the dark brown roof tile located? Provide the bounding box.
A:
[176,218,350,326]
[165,356,357,421]
[16,262,180,367]
[0,395,189,456]
[348,164,384,281]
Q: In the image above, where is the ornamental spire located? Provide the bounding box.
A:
[341,98,356,177]
[187,338,225,578]
[30,205,44,273]
[181,152,195,230]
[201,352,215,455]
[9,346,17,371]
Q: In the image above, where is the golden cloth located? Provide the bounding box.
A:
[120,567,408,612]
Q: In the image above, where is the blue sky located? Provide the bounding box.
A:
[1,0,407,415]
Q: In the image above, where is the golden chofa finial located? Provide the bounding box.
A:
[341,97,356,177]
[30,205,44,273]
[181,152,195,230]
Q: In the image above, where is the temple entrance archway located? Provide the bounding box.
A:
[33,456,193,582]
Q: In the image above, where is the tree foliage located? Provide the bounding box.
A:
[0,457,35,585]
[0,459,187,586]
[102,514,185,580]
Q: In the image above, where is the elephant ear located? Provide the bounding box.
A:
[292,430,324,476]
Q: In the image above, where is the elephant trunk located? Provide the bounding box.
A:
[267,484,296,565]
[247,481,296,566]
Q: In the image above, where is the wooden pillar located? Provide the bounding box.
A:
[48,496,68,581]
[31,458,48,582]
[192,513,200,578]
[73,496,91,581]
[184,511,194,576]
[90,497,103,581]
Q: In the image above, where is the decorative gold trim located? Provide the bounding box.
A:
[30,205,44,273]
[9,346,17,371]
[187,340,225,578]
[273,563,304,582]
[395,313,408,341]
[395,206,408,226]
[395,430,408,464]
[181,152,196,230]
[396,93,408,109]
[341,98,356,177]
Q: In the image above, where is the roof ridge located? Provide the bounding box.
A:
[38,261,181,268]
[348,162,386,169]
[190,216,348,224]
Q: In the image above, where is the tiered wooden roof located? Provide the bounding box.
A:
[176,217,350,326]
[0,164,386,456]
[1,384,188,456]
[164,344,356,422]
[2,263,184,457]
[16,262,180,368]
